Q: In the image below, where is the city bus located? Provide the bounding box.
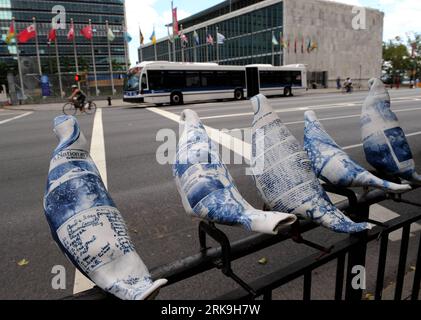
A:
[123,62,307,105]
[246,64,307,97]
[123,61,247,105]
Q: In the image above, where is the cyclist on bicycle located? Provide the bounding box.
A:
[69,85,87,112]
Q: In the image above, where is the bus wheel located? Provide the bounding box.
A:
[284,87,292,97]
[234,89,244,100]
[171,92,183,105]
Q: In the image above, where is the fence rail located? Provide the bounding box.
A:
[67,185,421,301]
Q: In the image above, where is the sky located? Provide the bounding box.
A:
[126,0,421,65]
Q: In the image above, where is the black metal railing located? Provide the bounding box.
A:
[68,185,421,301]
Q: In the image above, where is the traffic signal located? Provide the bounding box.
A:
[75,74,81,82]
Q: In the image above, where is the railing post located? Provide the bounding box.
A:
[345,202,370,301]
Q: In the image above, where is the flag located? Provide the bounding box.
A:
[180,32,188,48]
[193,30,199,46]
[124,31,132,43]
[206,34,214,45]
[150,28,156,45]
[217,32,225,44]
[17,24,36,43]
[81,25,93,40]
[301,35,304,54]
[48,28,56,43]
[5,23,15,44]
[311,40,318,52]
[281,33,287,48]
[67,22,75,41]
[272,34,279,46]
[172,7,179,36]
[139,27,144,45]
[107,27,115,42]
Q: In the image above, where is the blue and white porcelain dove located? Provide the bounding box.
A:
[304,110,411,193]
[173,109,297,234]
[44,115,167,300]
[250,94,370,233]
[361,78,421,184]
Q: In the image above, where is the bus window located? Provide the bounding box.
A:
[201,71,217,87]
[141,74,147,89]
[185,71,201,88]
[260,71,277,87]
[165,70,185,89]
[231,71,246,87]
[124,70,141,91]
[148,70,165,90]
[291,71,302,86]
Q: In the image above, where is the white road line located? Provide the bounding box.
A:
[199,98,421,121]
[0,112,33,125]
[73,108,106,294]
[228,106,421,131]
[148,106,420,242]
[148,107,251,160]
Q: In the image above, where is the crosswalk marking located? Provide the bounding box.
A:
[73,108,106,294]
[0,112,33,125]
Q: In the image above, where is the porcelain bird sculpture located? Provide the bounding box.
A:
[304,110,411,193]
[361,78,421,184]
[44,115,167,300]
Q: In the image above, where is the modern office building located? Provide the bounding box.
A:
[140,0,384,87]
[0,0,127,74]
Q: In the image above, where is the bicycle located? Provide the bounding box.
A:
[63,100,97,116]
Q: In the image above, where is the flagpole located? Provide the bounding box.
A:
[106,20,115,95]
[280,31,283,66]
[13,18,25,98]
[54,37,64,98]
[123,6,129,70]
[71,18,80,89]
[216,26,219,64]
[205,26,209,62]
[180,24,184,63]
[154,42,157,61]
[139,26,144,63]
[271,30,275,66]
[122,23,129,71]
[33,17,42,76]
[171,1,176,62]
[89,19,99,96]
[193,30,197,63]
[167,25,172,61]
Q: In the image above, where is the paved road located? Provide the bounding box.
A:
[0,88,420,300]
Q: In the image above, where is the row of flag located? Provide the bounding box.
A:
[272,33,318,53]
[4,20,132,45]
[145,26,226,47]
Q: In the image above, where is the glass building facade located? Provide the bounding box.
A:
[140,0,284,66]
[0,0,127,73]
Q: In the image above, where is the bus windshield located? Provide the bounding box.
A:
[124,67,142,91]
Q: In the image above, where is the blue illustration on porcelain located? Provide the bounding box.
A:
[173,109,297,235]
[44,115,167,300]
[250,94,371,234]
[361,78,421,184]
[304,110,411,193]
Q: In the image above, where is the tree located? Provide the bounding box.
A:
[382,38,411,81]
